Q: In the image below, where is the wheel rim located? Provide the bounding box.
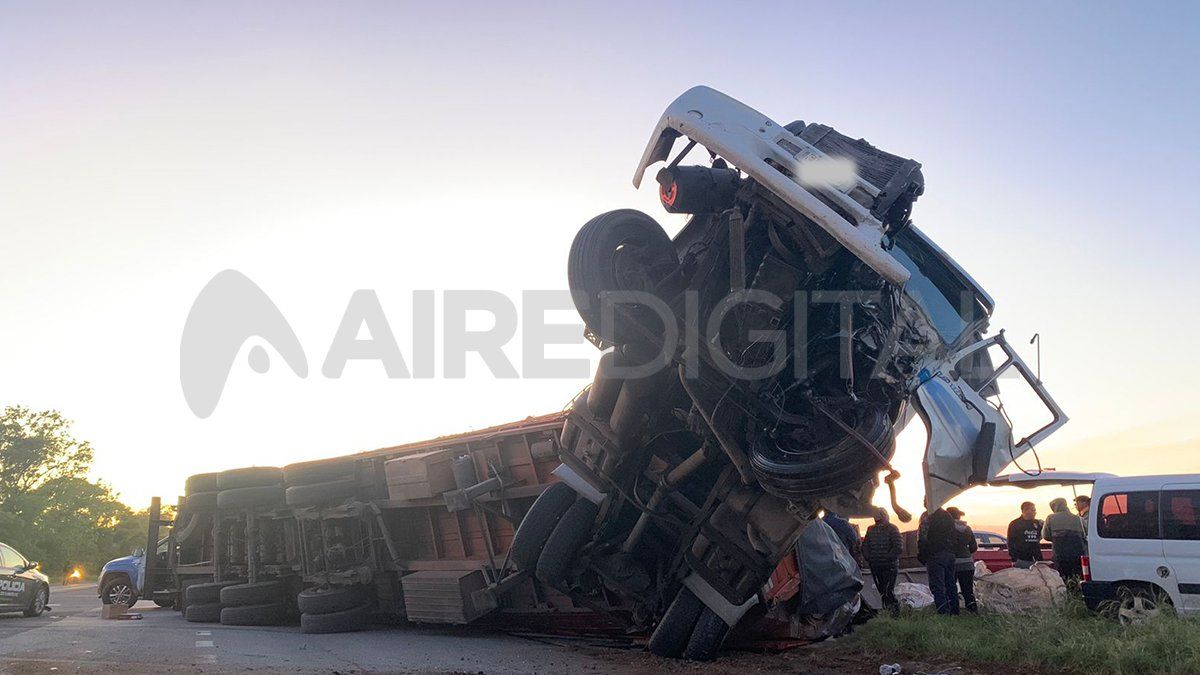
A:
[33,589,46,614]
[108,583,134,606]
[1118,595,1159,625]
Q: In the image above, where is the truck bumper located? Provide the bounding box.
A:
[1081,580,1117,611]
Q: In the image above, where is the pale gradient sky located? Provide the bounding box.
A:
[2,2,1198,534]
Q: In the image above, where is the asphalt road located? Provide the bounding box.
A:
[0,583,661,674]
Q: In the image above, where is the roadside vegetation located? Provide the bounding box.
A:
[0,406,153,580]
[849,595,1200,674]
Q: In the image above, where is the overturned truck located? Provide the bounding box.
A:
[510,85,1067,659]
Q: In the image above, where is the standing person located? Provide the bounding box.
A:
[947,507,979,613]
[1006,502,1043,568]
[918,507,958,615]
[1043,497,1086,581]
[1075,495,1092,535]
[822,510,862,560]
[862,508,903,611]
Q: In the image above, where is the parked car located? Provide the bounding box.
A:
[0,541,50,617]
[99,537,172,607]
[994,471,1200,623]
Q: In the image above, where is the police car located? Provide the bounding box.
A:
[0,541,50,617]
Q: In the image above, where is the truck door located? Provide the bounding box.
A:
[1161,485,1200,612]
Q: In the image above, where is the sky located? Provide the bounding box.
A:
[2,2,1198,535]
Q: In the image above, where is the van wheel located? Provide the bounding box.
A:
[510,483,577,572]
[1117,586,1171,626]
[535,499,599,589]
[648,587,704,658]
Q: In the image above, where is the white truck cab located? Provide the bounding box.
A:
[994,471,1200,623]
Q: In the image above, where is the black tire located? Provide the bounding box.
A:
[100,575,138,607]
[285,477,359,508]
[220,601,293,626]
[185,580,243,606]
[186,490,219,513]
[174,511,209,545]
[749,401,895,499]
[683,607,729,661]
[511,483,578,572]
[300,603,371,634]
[23,585,48,617]
[185,602,222,623]
[568,209,679,345]
[185,472,220,495]
[217,485,285,510]
[284,458,357,487]
[153,598,174,608]
[217,466,283,490]
[221,580,287,607]
[648,587,704,658]
[535,498,599,589]
[297,585,370,615]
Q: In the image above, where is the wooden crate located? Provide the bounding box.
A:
[385,449,457,501]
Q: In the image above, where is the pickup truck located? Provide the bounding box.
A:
[99,538,173,607]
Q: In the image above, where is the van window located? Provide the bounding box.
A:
[1097,491,1160,539]
[1163,490,1200,541]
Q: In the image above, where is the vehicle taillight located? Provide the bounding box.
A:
[1081,555,1091,582]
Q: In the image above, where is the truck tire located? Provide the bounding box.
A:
[184,580,243,606]
[100,575,138,606]
[300,603,371,634]
[535,498,599,589]
[568,209,679,346]
[510,482,577,572]
[153,598,175,608]
[297,585,370,615]
[683,607,729,661]
[284,458,356,487]
[185,602,222,623]
[220,601,293,626]
[217,484,285,510]
[185,472,220,495]
[285,477,359,508]
[174,512,209,545]
[221,580,287,607]
[648,587,704,658]
[185,490,219,513]
[217,466,283,490]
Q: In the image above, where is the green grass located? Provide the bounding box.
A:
[847,596,1200,674]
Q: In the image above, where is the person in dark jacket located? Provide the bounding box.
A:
[1006,501,1043,568]
[947,507,978,613]
[918,507,958,615]
[862,508,903,611]
[822,511,861,559]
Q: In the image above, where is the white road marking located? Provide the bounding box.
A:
[195,640,214,648]
[196,631,211,636]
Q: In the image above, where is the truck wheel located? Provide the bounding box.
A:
[220,601,293,626]
[100,576,138,607]
[153,598,174,608]
[536,498,599,589]
[648,587,703,658]
[185,490,219,513]
[217,466,283,490]
[297,585,371,615]
[284,458,356,486]
[174,512,209,545]
[23,585,48,617]
[568,209,679,346]
[300,603,371,634]
[185,472,220,495]
[284,477,359,508]
[510,483,577,572]
[683,607,729,661]
[216,485,285,510]
[184,602,222,623]
[184,580,244,606]
[221,580,287,607]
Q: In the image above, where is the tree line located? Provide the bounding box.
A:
[0,406,154,580]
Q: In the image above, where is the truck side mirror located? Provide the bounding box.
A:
[132,547,146,558]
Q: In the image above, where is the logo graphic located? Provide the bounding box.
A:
[180,270,308,418]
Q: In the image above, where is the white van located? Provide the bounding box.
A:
[995,472,1200,623]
